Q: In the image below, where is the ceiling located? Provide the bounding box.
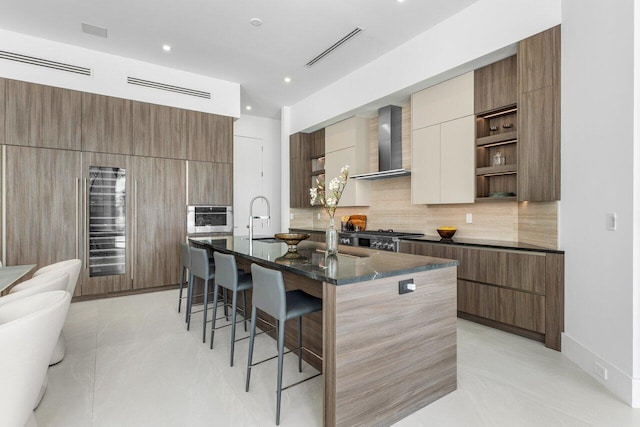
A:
[0,0,480,119]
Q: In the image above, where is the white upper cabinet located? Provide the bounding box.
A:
[411,72,475,205]
[411,72,474,130]
[324,116,370,206]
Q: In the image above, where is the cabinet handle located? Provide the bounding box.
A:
[131,180,137,281]
[75,177,79,260]
[83,178,88,269]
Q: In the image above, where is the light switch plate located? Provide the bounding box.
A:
[466,213,473,224]
[290,213,295,220]
[606,213,617,231]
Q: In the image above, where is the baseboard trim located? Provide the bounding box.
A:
[562,332,639,407]
[72,284,180,302]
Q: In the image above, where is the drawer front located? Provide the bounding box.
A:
[457,280,497,320]
[497,288,545,333]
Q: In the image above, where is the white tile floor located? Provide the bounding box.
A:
[35,289,639,427]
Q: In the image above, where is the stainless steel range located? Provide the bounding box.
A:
[339,229,424,252]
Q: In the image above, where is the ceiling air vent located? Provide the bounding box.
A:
[0,50,91,76]
[305,27,364,67]
[127,77,211,99]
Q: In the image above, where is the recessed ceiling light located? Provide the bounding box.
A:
[246,106,252,111]
[397,0,406,3]
[249,18,263,27]
[162,44,172,52]
[284,77,292,83]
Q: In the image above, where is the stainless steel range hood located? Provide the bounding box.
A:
[350,105,410,180]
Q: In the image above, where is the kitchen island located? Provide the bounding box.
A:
[190,237,458,427]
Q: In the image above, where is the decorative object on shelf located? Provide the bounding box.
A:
[502,123,513,129]
[274,233,310,253]
[436,226,457,240]
[492,151,506,166]
[310,165,350,255]
[489,125,499,132]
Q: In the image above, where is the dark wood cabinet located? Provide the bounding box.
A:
[80,152,132,296]
[131,156,186,289]
[310,128,325,158]
[81,93,133,155]
[518,25,560,93]
[289,132,311,208]
[399,240,563,350]
[518,26,561,202]
[132,101,186,159]
[4,146,82,295]
[188,160,232,205]
[5,80,81,150]
[184,110,233,163]
[0,79,5,146]
[474,55,517,114]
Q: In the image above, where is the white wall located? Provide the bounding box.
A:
[561,0,639,406]
[0,29,240,117]
[233,114,282,234]
[288,0,561,133]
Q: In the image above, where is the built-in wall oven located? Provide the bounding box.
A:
[187,205,233,234]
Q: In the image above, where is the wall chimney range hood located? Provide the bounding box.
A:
[350,105,410,180]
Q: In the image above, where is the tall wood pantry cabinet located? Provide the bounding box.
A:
[4,146,82,296]
[1,77,231,298]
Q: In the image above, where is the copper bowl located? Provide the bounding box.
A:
[436,227,456,239]
[275,233,310,252]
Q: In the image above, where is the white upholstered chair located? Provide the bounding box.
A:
[11,259,81,365]
[0,291,71,427]
[2,270,70,408]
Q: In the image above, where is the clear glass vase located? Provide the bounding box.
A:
[326,216,339,255]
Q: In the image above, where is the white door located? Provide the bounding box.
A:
[233,136,270,236]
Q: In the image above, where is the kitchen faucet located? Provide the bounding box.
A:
[248,195,271,241]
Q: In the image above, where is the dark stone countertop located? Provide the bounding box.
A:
[401,235,564,254]
[189,237,458,286]
[289,227,563,254]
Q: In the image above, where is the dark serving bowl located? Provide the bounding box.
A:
[436,228,456,239]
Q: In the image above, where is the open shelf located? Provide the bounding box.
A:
[476,104,518,200]
[311,169,325,176]
[476,196,517,202]
[476,131,517,147]
[476,164,517,176]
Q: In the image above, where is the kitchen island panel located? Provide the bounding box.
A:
[324,266,457,427]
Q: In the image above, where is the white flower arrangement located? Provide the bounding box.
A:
[309,165,349,218]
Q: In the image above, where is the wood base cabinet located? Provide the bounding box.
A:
[399,240,564,350]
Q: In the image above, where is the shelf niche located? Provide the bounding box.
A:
[476,106,518,201]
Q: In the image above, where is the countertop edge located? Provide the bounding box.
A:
[189,238,459,285]
[289,228,564,254]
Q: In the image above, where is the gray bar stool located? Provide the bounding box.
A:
[178,243,190,314]
[245,264,322,425]
[188,246,227,342]
[210,252,252,366]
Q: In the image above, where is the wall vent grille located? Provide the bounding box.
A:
[127,77,211,99]
[0,50,92,76]
[305,27,364,67]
